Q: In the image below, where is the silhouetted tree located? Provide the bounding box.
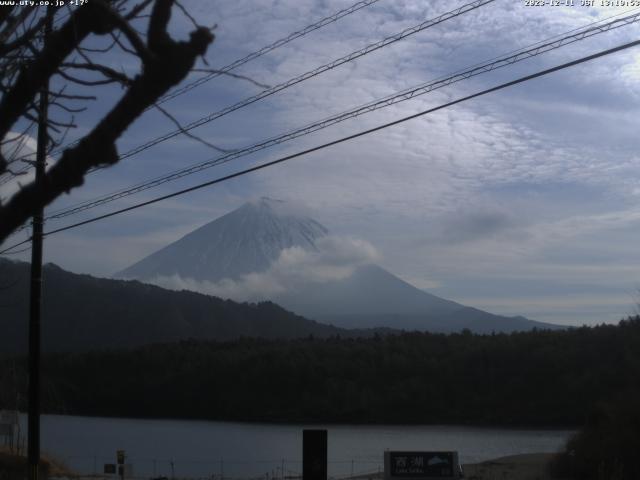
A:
[551,387,640,480]
[0,0,214,243]
[3,317,639,426]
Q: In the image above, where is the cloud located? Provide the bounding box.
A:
[8,0,639,328]
[148,235,380,301]
[439,206,516,244]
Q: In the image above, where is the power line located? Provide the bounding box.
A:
[3,36,638,255]
[0,235,32,255]
[27,0,501,220]
[0,244,32,255]
[41,10,640,223]
[1,0,382,184]
[110,0,498,161]
[0,8,72,185]
[1,236,32,255]
[41,0,383,161]
[154,0,382,107]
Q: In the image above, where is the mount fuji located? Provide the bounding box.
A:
[118,198,328,282]
[118,198,561,333]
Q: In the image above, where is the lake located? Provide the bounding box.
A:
[19,414,573,478]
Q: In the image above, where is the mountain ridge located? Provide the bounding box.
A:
[117,198,328,282]
[275,264,560,332]
[118,199,564,333]
[0,258,347,354]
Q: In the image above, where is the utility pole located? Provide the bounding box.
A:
[28,9,51,480]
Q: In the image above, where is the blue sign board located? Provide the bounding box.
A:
[384,451,460,480]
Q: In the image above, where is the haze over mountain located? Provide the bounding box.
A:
[273,264,551,333]
[119,198,562,333]
[0,258,344,354]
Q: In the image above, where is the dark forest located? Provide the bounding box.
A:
[2,318,639,427]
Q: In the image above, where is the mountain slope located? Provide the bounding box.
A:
[117,198,327,282]
[275,264,462,318]
[275,264,560,332]
[117,199,563,333]
[0,258,344,354]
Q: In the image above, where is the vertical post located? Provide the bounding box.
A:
[302,430,327,480]
[28,9,51,480]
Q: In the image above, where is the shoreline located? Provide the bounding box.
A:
[351,454,565,480]
[14,410,579,431]
[1,450,566,480]
[462,453,568,480]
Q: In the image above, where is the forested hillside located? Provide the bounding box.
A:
[0,259,344,353]
[2,318,638,426]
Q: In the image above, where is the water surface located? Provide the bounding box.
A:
[19,414,572,478]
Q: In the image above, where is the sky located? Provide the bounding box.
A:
[2,0,640,326]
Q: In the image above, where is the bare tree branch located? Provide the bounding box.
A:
[0,7,32,45]
[153,102,234,154]
[50,101,87,114]
[174,0,200,30]
[109,30,139,57]
[0,0,214,242]
[0,1,117,144]
[103,7,152,62]
[61,62,133,85]
[57,69,124,87]
[125,0,155,20]
[0,14,48,56]
[49,91,97,101]
[0,6,15,31]
[78,38,119,53]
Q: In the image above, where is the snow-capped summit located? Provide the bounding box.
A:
[117,197,328,282]
[118,198,563,333]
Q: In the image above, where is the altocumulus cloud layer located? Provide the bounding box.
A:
[3,0,640,325]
